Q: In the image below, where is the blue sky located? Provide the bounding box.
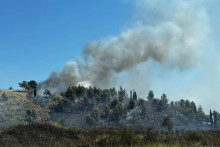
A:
[1,0,220,113]
[0,0,132,89]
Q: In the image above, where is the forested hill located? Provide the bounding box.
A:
[34,85,219,130]
[0,84,219,130]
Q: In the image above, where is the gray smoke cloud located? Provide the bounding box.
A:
[39,0,211,94]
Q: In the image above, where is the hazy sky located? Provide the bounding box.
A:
[0,0,220,113]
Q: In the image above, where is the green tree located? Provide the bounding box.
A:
[210,109,213,127]
[139,99,147,114]
[197,105,206,122]
[161,94,168,107]
[65,87,77,102]
[152,98,159,107]
[213,111,217,130]
[24,110,36,123]
[50,97,68,112]
[111,104,126,122]
[87,87,94,101]
[179,99,185,107]
[83,96,89,106]
[109,87,117,97]
[86,115,95,126]
[170,101,174,108]
[56,99,64,112]
[118,86,126,102]
[18,81,31,91]
[128,98,135,109]
[101,89,110,102]
[190,101,197,113]
[28,80,37,89]
[110,98,119,109]
[92,107,100,122]
[157,100,163,112]
[147,90,154,102]
[85,107,100,126]
[76,85,86,98]
[161,115,173,132]
[93,86,101,98]
[1,93,8,101]
[185,100,191,108]
[103,105,110,118]
[138,99,145,106]
[133,90,137,101]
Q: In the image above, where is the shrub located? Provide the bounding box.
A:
[92,107,100,122]
[111,104,126,122]
[86,115,95,126]
[2,93,8,101]
[24,109,36,123]
[102,105,110,118]
[120,129,137,146]
[128,98,135,109]
[182,131,201,142]
[110,98,119,109]
[144,128,157,143]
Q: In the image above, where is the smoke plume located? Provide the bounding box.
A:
[39,0,210,94]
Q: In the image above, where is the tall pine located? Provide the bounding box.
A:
[210,109,213,127]
[147,90,154,102]
[214,111,217,130]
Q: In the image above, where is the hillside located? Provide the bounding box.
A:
[0,90,50,127]
[34,86,218,130]
[0,86,219,131]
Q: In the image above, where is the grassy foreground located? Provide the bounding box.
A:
[0,123,219,147]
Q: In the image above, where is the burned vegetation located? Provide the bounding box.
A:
[0,82,220,146]
[26,84,218,131]
[1,81,219,131]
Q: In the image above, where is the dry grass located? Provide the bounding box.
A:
[0,123,219,147]
[0,90,50,128]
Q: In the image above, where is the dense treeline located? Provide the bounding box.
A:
[47,85,219,129]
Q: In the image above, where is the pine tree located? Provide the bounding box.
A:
[130,90,132,99]
[161,94,168,107]
[139,99,146,114]
[161,115,173,132]
[128,98,135,109]
[210,109,213,127]
[119,86,125,102]
[190,101,197,113]
[103,105,110,118]
[133,90,137,101]
[92,107,100,122]
[147,90,154,102]
[213,111,217,130]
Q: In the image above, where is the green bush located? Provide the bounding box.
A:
[128,98,135,109]
[1,93,8,101]
[120,129,137,146]
[144,128,157,143]
[182,131,201,142]
[24,109,36,123]
[86,115,95,126]
[111,104,126,122]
